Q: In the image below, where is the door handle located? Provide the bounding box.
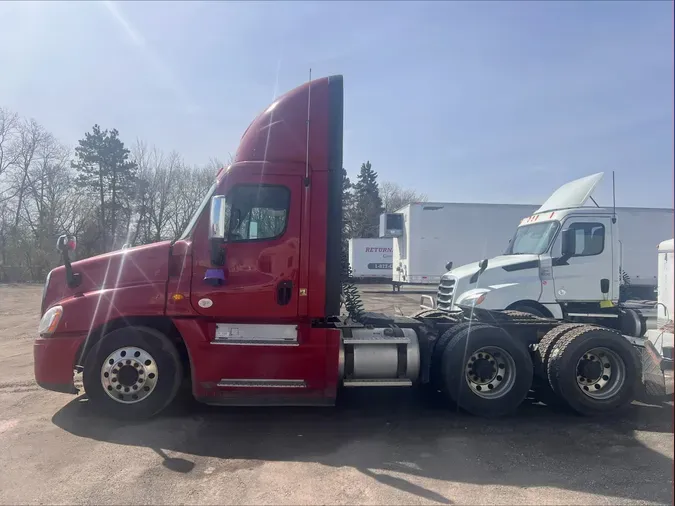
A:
[277,280,293,306]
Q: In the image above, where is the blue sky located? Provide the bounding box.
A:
[1,1,672,208]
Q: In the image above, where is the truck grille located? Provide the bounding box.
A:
[437,276,456,311]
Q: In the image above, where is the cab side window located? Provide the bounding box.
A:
[568,222,605,256]
[228,185,290,241]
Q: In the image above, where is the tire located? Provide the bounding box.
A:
[532,323,586,407]
[430,322,489,391]
[507,303,546,318]
[411,309,451,319]
[83,326,183,420]
[546,326,639,416]
[440,325,533,417]
[534,324,587,379]
[619,308,645,338]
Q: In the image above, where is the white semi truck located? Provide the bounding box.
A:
[417,173,674,337]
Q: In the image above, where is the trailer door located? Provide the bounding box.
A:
[551,216,615,302]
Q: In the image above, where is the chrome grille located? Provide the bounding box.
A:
[436,276,456,310]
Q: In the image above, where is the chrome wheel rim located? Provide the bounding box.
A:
[465,346,517,399]
[100,347,158,404]
[576,347,626,400]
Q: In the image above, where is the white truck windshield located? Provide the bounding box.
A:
[506,221,559,255]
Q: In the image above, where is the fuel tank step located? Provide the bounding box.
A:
[343,378,413,387]
[342,335,411,345]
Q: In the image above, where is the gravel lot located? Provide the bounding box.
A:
[0,284,673,505]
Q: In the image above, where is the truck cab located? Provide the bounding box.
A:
[435,173,645,336]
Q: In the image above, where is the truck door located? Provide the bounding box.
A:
[551,216,615,302]
[191,175,301,320]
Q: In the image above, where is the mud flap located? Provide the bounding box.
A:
[641,339,667,397]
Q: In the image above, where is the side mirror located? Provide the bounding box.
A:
[55,234,81,288]
[209,196,227,266]
[445,261,453,271]
[56,234,76,253]
[561,229,575,257]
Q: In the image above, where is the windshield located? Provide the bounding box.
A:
[505,221,559,255]
[178,181,218,241]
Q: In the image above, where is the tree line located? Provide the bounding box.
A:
[342,161,428,241]
[0,106,426,282]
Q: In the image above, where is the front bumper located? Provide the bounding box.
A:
[34,335,86,394]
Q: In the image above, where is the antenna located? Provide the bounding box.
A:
[612,171,616,223]
[304,68,312,187]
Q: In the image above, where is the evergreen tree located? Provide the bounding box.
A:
[72,125,137,252]
[341,167,353,247]
[352,161,383,238]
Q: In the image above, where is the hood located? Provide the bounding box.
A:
[43,241,172,311]
[535,172,604,214]
[447,254,541,283]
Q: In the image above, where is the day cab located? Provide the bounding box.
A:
[434,173,647,336]
[35,75,346,416]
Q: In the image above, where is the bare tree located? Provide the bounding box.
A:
[12,118,49,227]
[0,108,20,197]
[0,105,241,280]
[379,181,429,213]
[166,164,214,240]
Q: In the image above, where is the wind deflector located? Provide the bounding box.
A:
[535,172,604,214]
[325,75,344,317]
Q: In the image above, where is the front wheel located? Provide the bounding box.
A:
[83,326,183,419]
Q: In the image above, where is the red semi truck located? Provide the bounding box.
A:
[34,75,669,419]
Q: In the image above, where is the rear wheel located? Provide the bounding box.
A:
[440,325,533,417]
[533,324,586,407]
[83,326,183,419]
[430,322,489,391]
[619,308,646,337]
[547,326,639,415]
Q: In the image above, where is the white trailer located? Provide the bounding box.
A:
[386,202,538,288]
[645,239,674,360]
[348,238,393,280]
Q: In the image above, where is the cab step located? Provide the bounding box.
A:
[342,378,412,387]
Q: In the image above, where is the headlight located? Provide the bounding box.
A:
[458,291,488,307]
[38,305,63,336]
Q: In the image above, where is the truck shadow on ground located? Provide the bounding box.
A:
[52,388,673,505]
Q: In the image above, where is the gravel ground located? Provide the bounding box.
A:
[0,284,673,505]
